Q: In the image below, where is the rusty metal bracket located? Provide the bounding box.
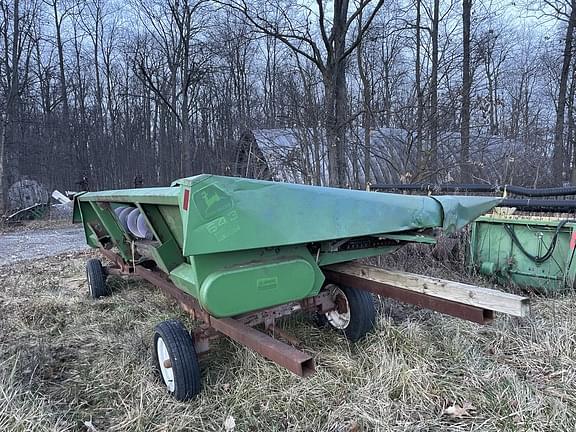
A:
[324,269,494,324]
[234,290,336,329]
[192,326,220,356]
[100,248,133,274]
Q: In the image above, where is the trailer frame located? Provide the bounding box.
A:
[97,248,528,383]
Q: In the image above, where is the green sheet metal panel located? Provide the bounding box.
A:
[78,187,180,206]
[174,175,501,256]
[470,215,576,293]
[167,245,325,316]
[199,258,316,317]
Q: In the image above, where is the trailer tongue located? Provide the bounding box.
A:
[73,175,528,400]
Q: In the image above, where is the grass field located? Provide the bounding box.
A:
[1,249,575,431]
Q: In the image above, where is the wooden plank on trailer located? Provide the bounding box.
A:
[325,262,530,317]
[324,269,494,324]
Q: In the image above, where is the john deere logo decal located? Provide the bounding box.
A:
[194,185,232,219]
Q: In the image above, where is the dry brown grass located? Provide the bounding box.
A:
[1,249,575,431]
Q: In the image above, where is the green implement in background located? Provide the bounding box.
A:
[74,175,501,317]
[470,215,576,293]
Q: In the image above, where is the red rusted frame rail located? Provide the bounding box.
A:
[210,317,315,377]
[324,269,494,324]
[99,248,319,378]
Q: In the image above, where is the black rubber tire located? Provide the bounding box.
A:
[152,319,201,401]
[86,259,109,299]
[325,285,376,342]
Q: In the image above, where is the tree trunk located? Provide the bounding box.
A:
[73,21,89,181]
[180,3,193,176]
[93,3,104,135]
[324,73,339,186]
[460,0,472,182]
[0,0,21,212]
[553,0,576,183]
[569,54,576,183]
[324,66,348,187]
[429,0,440,182]
[415,0,424,177]
[357,28,372,187]
[324,0,349,187]
[52,0,74,188]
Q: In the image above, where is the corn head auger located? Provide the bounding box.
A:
[73,175,528,401]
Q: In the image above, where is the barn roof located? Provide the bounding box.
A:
[235,128,515,186]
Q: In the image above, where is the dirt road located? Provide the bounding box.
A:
[0,226,88,266]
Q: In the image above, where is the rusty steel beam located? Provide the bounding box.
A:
[209,317,315,377]
[324,270,494,324]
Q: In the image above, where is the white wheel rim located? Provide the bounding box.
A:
[325,286,351,329]
[87,271,93,295]
[156,337,175,392]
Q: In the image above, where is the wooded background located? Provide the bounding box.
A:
[1,0,575,211]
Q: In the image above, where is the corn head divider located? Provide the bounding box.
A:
[74,175,529,401]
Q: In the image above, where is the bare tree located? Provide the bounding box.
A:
[1,0,24,211]
[222,0,385,186]
[1,0,575,203]
[415,0,424,175]
[551,0,576,181]
[133,0,209,177]
[356,10,373,187]
[460,0,472,182]
[429,0,440,182]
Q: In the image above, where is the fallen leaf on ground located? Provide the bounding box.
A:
[347,420,361,431]
[84,420,99,432]
[224,415,236,431]
[443,402,476,418]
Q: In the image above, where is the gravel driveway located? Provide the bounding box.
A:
[0,226,88,266]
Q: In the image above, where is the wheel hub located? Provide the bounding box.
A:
[156,337,175,392]
[324,285,350,329]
